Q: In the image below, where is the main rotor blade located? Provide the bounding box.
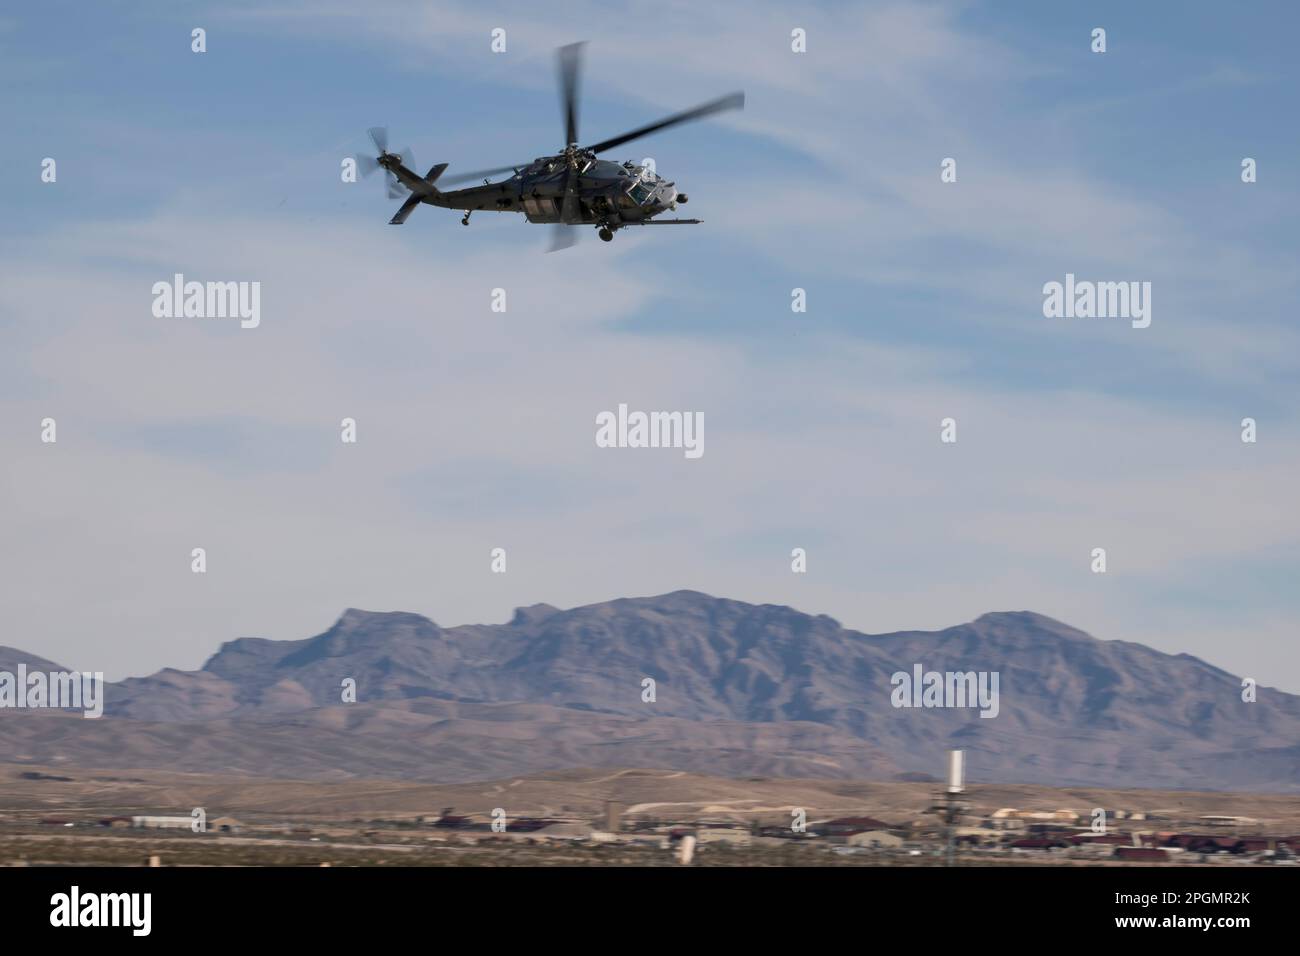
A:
[585,91,745,154]
[547,224,579,252]
[559,167,579,224]
[558,41,585,146]
[548,166,581,252]
[439,164,526,186]
[367,126,389,154]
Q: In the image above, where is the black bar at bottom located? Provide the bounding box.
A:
[1,864,1281,942]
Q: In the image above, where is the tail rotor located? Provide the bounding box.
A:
[356,127,416,198]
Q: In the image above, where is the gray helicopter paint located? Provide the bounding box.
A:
[361,43,741,239]
[385,157,677,225]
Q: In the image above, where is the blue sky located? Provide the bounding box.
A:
[2,1,1298,691]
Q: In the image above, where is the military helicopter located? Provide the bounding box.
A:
[356,42,744,250]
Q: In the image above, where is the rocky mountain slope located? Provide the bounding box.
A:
[3,591,1297,790]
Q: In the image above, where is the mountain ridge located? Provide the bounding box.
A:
[2,592,1296,791]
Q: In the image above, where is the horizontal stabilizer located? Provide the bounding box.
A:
[389,193,423,225]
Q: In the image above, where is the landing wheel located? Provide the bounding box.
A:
[461,216,470,226]
[598,227,614,242]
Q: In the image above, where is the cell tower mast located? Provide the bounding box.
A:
[944,749,965,866]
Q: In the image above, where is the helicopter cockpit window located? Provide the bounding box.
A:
[629,180,655,204]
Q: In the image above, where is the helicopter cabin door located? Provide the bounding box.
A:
[522,197,563,223]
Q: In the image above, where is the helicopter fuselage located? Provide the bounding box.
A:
[383,152,683,228]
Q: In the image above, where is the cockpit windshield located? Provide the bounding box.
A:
[628,179,656,205]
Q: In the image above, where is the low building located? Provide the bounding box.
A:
[815,816,894,837]
[1069,834,1131,846]
[1071,841,1118,856]
[1163,834,1238,854]
[993,808,1080,824]
[695,827,752,847]
[1234,838,1273,854]
[952,827,1001,847]
[510,818,561,833]
[432,812,477,830]
[131,816,195,830]
[1115,846,1169,862]
[756,825,811,839]
[1199,815,1259,827]
[532,822,594,841]
[846,830,903,849]
[1009,837,1068,851]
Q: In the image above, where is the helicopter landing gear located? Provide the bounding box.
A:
[461,211,472,226]
[598,227,614,242]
